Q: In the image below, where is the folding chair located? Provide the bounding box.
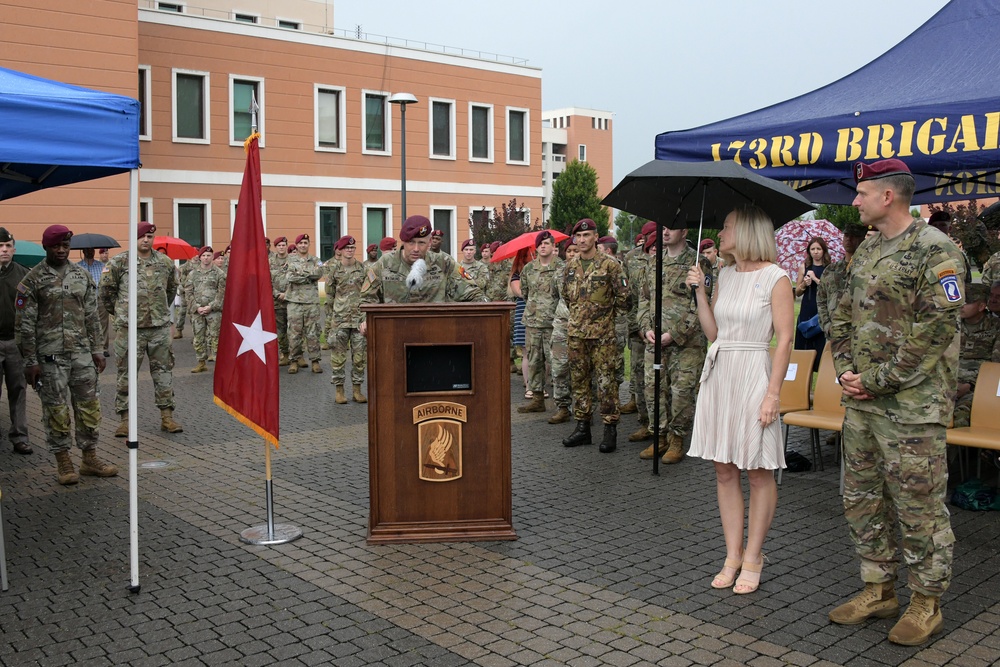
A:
[771,348,815,485]
[782,343,845,481]
[946,361,1000,481]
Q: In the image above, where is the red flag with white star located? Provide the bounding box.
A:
[214,132,280,447]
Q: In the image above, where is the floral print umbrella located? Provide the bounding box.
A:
[775,219,845,280]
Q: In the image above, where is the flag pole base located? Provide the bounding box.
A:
[239,523,302,545]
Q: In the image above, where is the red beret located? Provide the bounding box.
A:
[431,229,444,238]
[699,239,715,251]
[535,230,554,248]
[854,158,912,183]
[461,239,476,251]
[640,221,657,237]
[274,236,287,245]
[379,237,397,252]
[644,234,658,252]
[634,234,643,245]
[224,244,232,253]
[138,221,155,238]
[334,235,355,250]
[198,245,213,256]
[399,215,432,242]
[597,235,616,245]
[489,241,502,253]
[572,218,598,234]
[295,234,309,245]
[41,225,73,247]
[480,243,491,252]
[213,251,224,260]
[366,243,377,253]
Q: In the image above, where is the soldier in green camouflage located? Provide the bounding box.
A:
[360,215,486,311]
[599,236,629,392]
[953,283,1000,427]
[364,243,378,269]
[322,245,343,351]
[699,239,724,287]
[173,258,195,339]
[459,239,489,291]
[829,159,962,646]
[547,238,578,425]
[184,246,226,373]
[561,219,629,453]
[516,231,564,414]
[270,237,291,365]
[622,225,653,423]
[285,233,323,374]
[637,226,713,464]
[817,222,868,337]
[100,221,183,436]
[326,235,367,404]
[18,225,117,485]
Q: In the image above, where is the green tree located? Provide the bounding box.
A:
[468,197,534,248]
[548,159,610,236]
[613,211,647,249]
[813,203,861,230]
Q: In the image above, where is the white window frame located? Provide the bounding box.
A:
[314,84,347,153]
[233,11,259,23]
[230,199,267,235]
[171,68,210,145]
[506,106,530,166]
[315,202,348,257]
[468,102,494,163]
[229,74,265,147]
[428,97,456,160]
[276,17,301,29]
[429,206,458,258]
[361,89,391,156]
[362,204,394,249]
[138,65,152,141]
[173,198,213,249]
[579,144,587,162]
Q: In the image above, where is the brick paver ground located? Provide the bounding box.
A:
[0,340,998,667]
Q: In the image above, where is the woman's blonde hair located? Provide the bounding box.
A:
[721,204,777,264]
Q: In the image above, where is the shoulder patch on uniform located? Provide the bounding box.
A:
[15,295,25,310]
[16,282,27,295]
[705,275,712,288]
[937,266,961,303]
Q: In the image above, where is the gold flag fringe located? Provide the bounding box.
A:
[214,395,280,448]
[243,131,261,153]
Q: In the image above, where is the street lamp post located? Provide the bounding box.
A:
[388,93,418,220]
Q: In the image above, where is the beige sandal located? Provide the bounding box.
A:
[733,556,765,594]
[711,556,742,589]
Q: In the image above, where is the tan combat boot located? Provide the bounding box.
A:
[661,433,685,464]
[620,399,638,414]
[335,385,347,404]
[548,407,571,424]
[320,341,330,351]
[278,353,290,367]
[54,451,79,486]
[172,328,183,339]
[160,409,183,433]
[517,394,546,413]
[629,425,653,443]
[639,435,667,460]
[79,449,118,477]
[829,582,899,625]
[114,413,129,438]
[888,592,944,646]
[352,384,368,403]
[311,360,322,374]
[191,360,207,373]
[288,360,299,374]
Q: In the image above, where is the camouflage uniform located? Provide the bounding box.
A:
[520,256,564,394]
[174,260,195,333]
[816,256,849,338]
[285,252,323,362]
[460,259,489,292]
[981,249,1000,287]
[100,251,178,414]
[270,252,290,357]
[183,263,226,363]
[17,261,103,452]
[325,260,366,385]
[637,248,713,436]
[549,297,571,411]
[953,310,1000,427]
[623,247,650,416]
[562,253,629,424]
[486,260,512,302]
[830,222,962,596]
[360,249,486,304]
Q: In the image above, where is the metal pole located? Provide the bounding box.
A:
[400,103,407,220]
[127,167,140,593]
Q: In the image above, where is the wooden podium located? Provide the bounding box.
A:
[362,302,517,544]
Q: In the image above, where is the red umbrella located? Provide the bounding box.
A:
[775,219,845,280]
[152,235,198,260]
[490,230,569,263]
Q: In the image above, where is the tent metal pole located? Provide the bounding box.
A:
[127,168,140,594]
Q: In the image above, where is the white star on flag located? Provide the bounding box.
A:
[233,311,278,363]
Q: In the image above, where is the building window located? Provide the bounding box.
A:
[158,2,183,12]
[138,65,151,140]
[431,208,455,256]
[315,85,345,152]
[365,207,389,247]
[362,91,389,154]
[139,200,152,226]
[234,12,257,23]
[430,99,455,159]
[318,206,344,262]
[230,200,267,235]
[469,103,493,162]
[470,209,490,227]
[173,70,209,143]
[230,76,263,145]
[507,107,529,164]
[579,144,586,162]
[176,202,208,249]
[277,19,300,29]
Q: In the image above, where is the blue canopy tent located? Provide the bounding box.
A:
[654,0,1000,205]
[0,66,144,593]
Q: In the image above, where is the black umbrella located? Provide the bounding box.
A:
[69,232,120,249]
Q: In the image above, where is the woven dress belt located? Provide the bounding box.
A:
[700,340,770,383]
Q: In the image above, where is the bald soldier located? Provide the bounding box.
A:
[359,215,486,319]
[829,158,964,646]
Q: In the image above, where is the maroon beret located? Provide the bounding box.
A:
[334,235,355,251]
[198,245,213,256]
[644,234,659,252]
[274,236,287,245]
[379,237,397,252]
[489,241,502,253]
[224,244,232,253]
[399,215,432,242]
[213,251,224,260]
[572,218,597,235]
[640,221,657,237]
[634,234,643,245]
[597,235,616,245]
[366,243,377,253]
[461,239,476,251]
[431,229,444,238]
[295,234,309,245]
[535,230,554,248]
[138,221,155,238]
[41,225,73,247]
[480,243,491,252]
[699,239,715,251]
[854,158,912,183]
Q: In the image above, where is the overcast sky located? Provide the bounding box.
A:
[334,0,951,188]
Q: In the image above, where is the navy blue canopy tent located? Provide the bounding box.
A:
[0,66,140,200]
[655,0,1000,205]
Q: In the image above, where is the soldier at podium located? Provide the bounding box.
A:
[359,216,486,333]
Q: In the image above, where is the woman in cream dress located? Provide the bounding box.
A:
[686,205,794,595]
